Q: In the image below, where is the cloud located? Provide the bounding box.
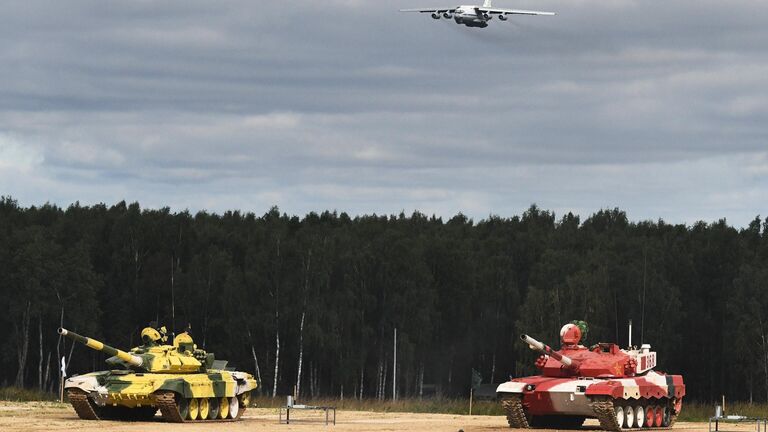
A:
[0,134,43,173]
[0,0,766,226]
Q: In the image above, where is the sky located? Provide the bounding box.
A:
[1,0,767,226]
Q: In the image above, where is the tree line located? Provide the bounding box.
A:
[1,196,767,403]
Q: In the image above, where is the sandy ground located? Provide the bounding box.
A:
[0,401,751,432]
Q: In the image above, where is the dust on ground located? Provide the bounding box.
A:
[0,401,745,432]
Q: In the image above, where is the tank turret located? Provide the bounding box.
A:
[59,327,208,373]
[519,323,643,378]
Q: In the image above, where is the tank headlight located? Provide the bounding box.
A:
[525,384,536,391]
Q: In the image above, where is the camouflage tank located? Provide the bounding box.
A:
[497,322,685,430]
[59,326,258,422]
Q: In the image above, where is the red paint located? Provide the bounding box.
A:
[501,323,686,422]
[645,405,655,427]
[654,405,664,427]
[561,324,582,345]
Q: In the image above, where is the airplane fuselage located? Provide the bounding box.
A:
[453,5,490,28]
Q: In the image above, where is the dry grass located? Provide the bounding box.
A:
[252,395,504,415]
[678,401,768,422]
[0,388,58,402]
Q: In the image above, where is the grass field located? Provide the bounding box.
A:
[253,395,505,415]
[0,388,57,402]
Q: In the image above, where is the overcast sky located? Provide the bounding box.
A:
[1,0,766,225]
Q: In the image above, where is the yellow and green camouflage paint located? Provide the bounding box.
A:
[59,327,257,422]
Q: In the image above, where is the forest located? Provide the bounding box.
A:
[1,196,767,403]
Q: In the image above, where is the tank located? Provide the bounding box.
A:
[496,322,685,431]
[59,326,258,422]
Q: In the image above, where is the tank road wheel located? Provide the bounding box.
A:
[208,398,220,420]
[635,405,644,428]
[228,396,240,419]
[625,406,635,428]
[653,405,663,427]
[177,397,189,420]
[661,404,671,427]
[219,397,229,419]
[199,398,210,420]
[614,406,626,429]
[644,405,655,427]
[188,398,200,420]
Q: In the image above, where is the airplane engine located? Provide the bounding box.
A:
[431,12,441,19]
[498,14,508,20]
[442,12,452,18]
[482,13,492,20]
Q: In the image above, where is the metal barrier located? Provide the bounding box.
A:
[709,415,768,432]
[278,396,336,425]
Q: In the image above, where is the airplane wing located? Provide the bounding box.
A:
[477,7,555,16]
[400,7,457,13]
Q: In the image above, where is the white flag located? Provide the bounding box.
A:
[61,356,67,378]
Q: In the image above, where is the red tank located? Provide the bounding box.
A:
[496,322,685,430]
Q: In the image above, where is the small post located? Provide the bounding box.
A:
[722,394,726,415]
[59,356,66,403]
[628,319,633,348]
[285,396,292,424]
[469,387,474,415]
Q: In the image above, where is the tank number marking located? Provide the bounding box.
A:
[639,353,656,371]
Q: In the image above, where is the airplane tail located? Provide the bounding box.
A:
[483,0,492,6]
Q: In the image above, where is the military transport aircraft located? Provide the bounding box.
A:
[400,0,554,28]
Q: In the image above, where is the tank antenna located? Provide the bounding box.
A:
[641,248,647,344]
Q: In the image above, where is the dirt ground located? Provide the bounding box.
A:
[0,401,749,432]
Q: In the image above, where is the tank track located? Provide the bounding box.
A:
[155,391,186,423]
[589,396,680,431]
[154,391,247,422]
[67,389,100,420]
[668,398,679,428]
[501,394,530,428]
[589,396,623,431]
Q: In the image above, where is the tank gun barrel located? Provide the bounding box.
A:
[520,334,579,369]
[58,328,143,367]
